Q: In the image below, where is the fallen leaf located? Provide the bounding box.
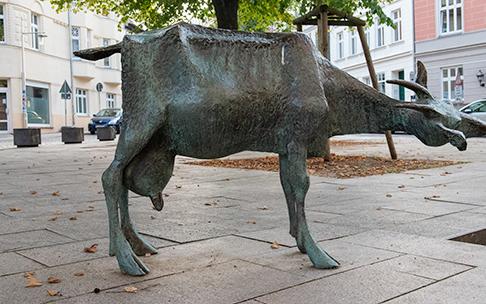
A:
[9,207,21,212]
[385,194,392,198]
[48,216,58,222]
[83,244,98,253]
[47,290,60,296]
[337,187,346,191]
[25,273,42,288]
[124,286,138,293]
[398,185,405,189]
[73,272,84,277]
[270,241,281,249]
[247,220,256,224]
[52,191,61,197]
[257,206,269,210]
[69,216,77,221]
[47,276,61,284]
[30,191,37,195]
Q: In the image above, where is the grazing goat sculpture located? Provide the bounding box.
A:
[75,22,486,276]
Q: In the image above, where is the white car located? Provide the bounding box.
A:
[460,99,486,123]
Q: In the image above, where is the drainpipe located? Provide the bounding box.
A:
[67,4,75,126]
[411,0,416,80]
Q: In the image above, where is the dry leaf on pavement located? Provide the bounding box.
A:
[47,276,61,284]
[124,286,138,293]
[9,207,21,212]
[24,273,42,288]
[47,290,60,296]
[52,191,61,196]
[83,244,98,253]
[270,241,281,249]
[73,272,84,277]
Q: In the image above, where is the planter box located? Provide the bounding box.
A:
[97,126,116,141]
[13,128,41,147]
[61,127,84,144]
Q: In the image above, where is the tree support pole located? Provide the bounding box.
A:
[357,25,397,160]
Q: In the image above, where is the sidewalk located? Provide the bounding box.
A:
[0,135,485,303]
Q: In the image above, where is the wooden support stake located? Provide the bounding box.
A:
[318,10,331,161]
[357,25,397,160]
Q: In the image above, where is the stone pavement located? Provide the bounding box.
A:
[0,133,486,303]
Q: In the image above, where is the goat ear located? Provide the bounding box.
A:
[387,80,433,101]
[416,61,428,88]
[395,103,440,118]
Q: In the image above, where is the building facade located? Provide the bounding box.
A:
[415,0,486,107]
[0,0,123,133]
[303,0,415,101]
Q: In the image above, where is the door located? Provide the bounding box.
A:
[0,90,7,131]
[398,70,405,101]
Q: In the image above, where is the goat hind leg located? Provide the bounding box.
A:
[122,147,175,256]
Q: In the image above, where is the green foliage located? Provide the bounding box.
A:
[48,0,393,31]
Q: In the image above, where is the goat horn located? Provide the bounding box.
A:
[395,103,438,118]
[387,79,433,101]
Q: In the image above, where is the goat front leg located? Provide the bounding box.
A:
[279,141,339,269]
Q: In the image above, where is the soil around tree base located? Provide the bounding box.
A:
[186,154,463,179]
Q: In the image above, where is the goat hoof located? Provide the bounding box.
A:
[150,192,164,211]
[116,238,150,276]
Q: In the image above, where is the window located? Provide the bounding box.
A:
[336,31,344,59]
[376,22,385,47]
[31,13,39,49]
[0,5,5,42]
[365,28,371,49]
[75,89,88,114]
[442,66,463,101]
[391,9,402,42]
[26,84,49,124]
[106,93,116,108]
[350,30,357,56]
[440,0,462,34]
[377,73,386,93]
[362,76,371,86]
[103,38,110,67]
[72,26,80,55]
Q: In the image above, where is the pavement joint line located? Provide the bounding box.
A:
[0,228,47,237]
[232,254,405,304]
[423,197,483,207]
[12,251,50,268]
[230,234,292,248]
[44,227,79,241]
[378,266,477,303]
[421,208,484,221]
[139,232,183,245]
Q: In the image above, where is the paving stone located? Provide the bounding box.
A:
[244,238,400,279]
[236,223,365,247]
[257,262,433,304]
[340,229,486,267]
[0,229,73,252]
[17,237,175,267]
[0,252,45,276]
[386,267,486,304]
[372,254,472,281]
[57,259,307,304]
[325,209,432,230]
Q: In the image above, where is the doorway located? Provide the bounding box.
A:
[0,88,7,132]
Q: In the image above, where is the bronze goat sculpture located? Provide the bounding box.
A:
[75,23,486,276]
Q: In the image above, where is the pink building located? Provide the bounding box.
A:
[414,0,486,106]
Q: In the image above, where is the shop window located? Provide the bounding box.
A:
[26,85,49,124]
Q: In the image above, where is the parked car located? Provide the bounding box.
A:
[88,108,122,134]
[460,99,486,123]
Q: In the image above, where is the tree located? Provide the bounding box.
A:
[49,0,392,32]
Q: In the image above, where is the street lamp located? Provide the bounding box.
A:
[20,19,47,128]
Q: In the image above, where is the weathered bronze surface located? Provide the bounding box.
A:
[75,22,486,276]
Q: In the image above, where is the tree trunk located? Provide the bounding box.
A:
[212,0,239,30]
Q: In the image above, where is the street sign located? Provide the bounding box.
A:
[59,80,72,100]
[96,82,103,92]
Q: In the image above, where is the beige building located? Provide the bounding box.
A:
[0,0,123,133]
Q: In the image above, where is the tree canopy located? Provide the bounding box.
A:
[49,0,392,32]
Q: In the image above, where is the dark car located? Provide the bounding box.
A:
[88,108,122,134]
